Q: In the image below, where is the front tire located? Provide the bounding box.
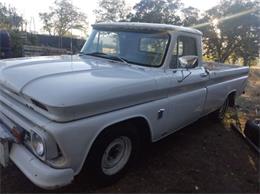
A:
[85,124,140,185]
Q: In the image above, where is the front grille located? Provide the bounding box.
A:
[0,88,38,132]
[0,87,29,110]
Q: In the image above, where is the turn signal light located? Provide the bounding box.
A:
[10,126,24,143]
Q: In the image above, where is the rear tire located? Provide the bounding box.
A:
[85,124,140,186]
[212,98,229,121]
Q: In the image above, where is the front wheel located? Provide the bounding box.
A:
[101,136,132,176]
[85,124,140,185]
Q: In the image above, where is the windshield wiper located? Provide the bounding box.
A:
[84,52,129,64]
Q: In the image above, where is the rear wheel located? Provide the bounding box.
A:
[213,98,229,120]
[85,124,140,185]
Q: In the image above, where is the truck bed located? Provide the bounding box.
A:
[203,61,246,71]
[203,61,249,79]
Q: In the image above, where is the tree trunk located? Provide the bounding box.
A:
[243,56,249,66]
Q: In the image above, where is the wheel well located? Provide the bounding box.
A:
[228,91,236,107]
[100,117,152,144]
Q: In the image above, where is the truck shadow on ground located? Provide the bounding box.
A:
[1,116,259,193]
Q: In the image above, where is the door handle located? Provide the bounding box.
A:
[200,72,208,77]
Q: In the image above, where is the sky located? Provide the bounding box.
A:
[0,0,220,36]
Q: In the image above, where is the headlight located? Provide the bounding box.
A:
[31,132,45,157]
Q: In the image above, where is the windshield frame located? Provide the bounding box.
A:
[81,29,171,68]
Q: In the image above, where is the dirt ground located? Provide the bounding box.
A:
[0,67,260,193]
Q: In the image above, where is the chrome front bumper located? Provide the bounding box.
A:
[10,144,74,190]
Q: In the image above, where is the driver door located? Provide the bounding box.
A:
[166,35,208,131]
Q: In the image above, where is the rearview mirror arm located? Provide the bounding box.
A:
[177,69,192,83]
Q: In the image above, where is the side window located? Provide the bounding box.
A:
[138,36,169,66]
[170,36,198,68]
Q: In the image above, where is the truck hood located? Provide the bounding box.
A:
[0,55,165,122]
[0,55,102,93]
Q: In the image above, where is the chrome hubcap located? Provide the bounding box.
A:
[101,136,132,175]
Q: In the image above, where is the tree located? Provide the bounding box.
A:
[181,6,200,26]
[94,0,129,22]
[39,0,88,37]
[0,3,24,30]
[199,0,259,65]
[128,0,182,24]
[9,30,24,57]
[0,3,25,58]
[39,12,54,35]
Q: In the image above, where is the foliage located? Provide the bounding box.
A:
[128,0,183,24]
[0,3,24,30]
[126,0,259,66]
[199,0,259,65]
[9,30,24,57]
[0,3,25,57]
[39,12,55,35]
[181,6,200,26]
[94,0,129,22]
[39,0,88,37]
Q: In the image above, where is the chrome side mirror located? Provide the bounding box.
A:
[178,55,198,69]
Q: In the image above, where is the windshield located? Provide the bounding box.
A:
[81,30,170,67]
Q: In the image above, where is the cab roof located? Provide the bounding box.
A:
[92,22,202,35]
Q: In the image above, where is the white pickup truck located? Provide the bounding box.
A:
[0,22,249,189]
